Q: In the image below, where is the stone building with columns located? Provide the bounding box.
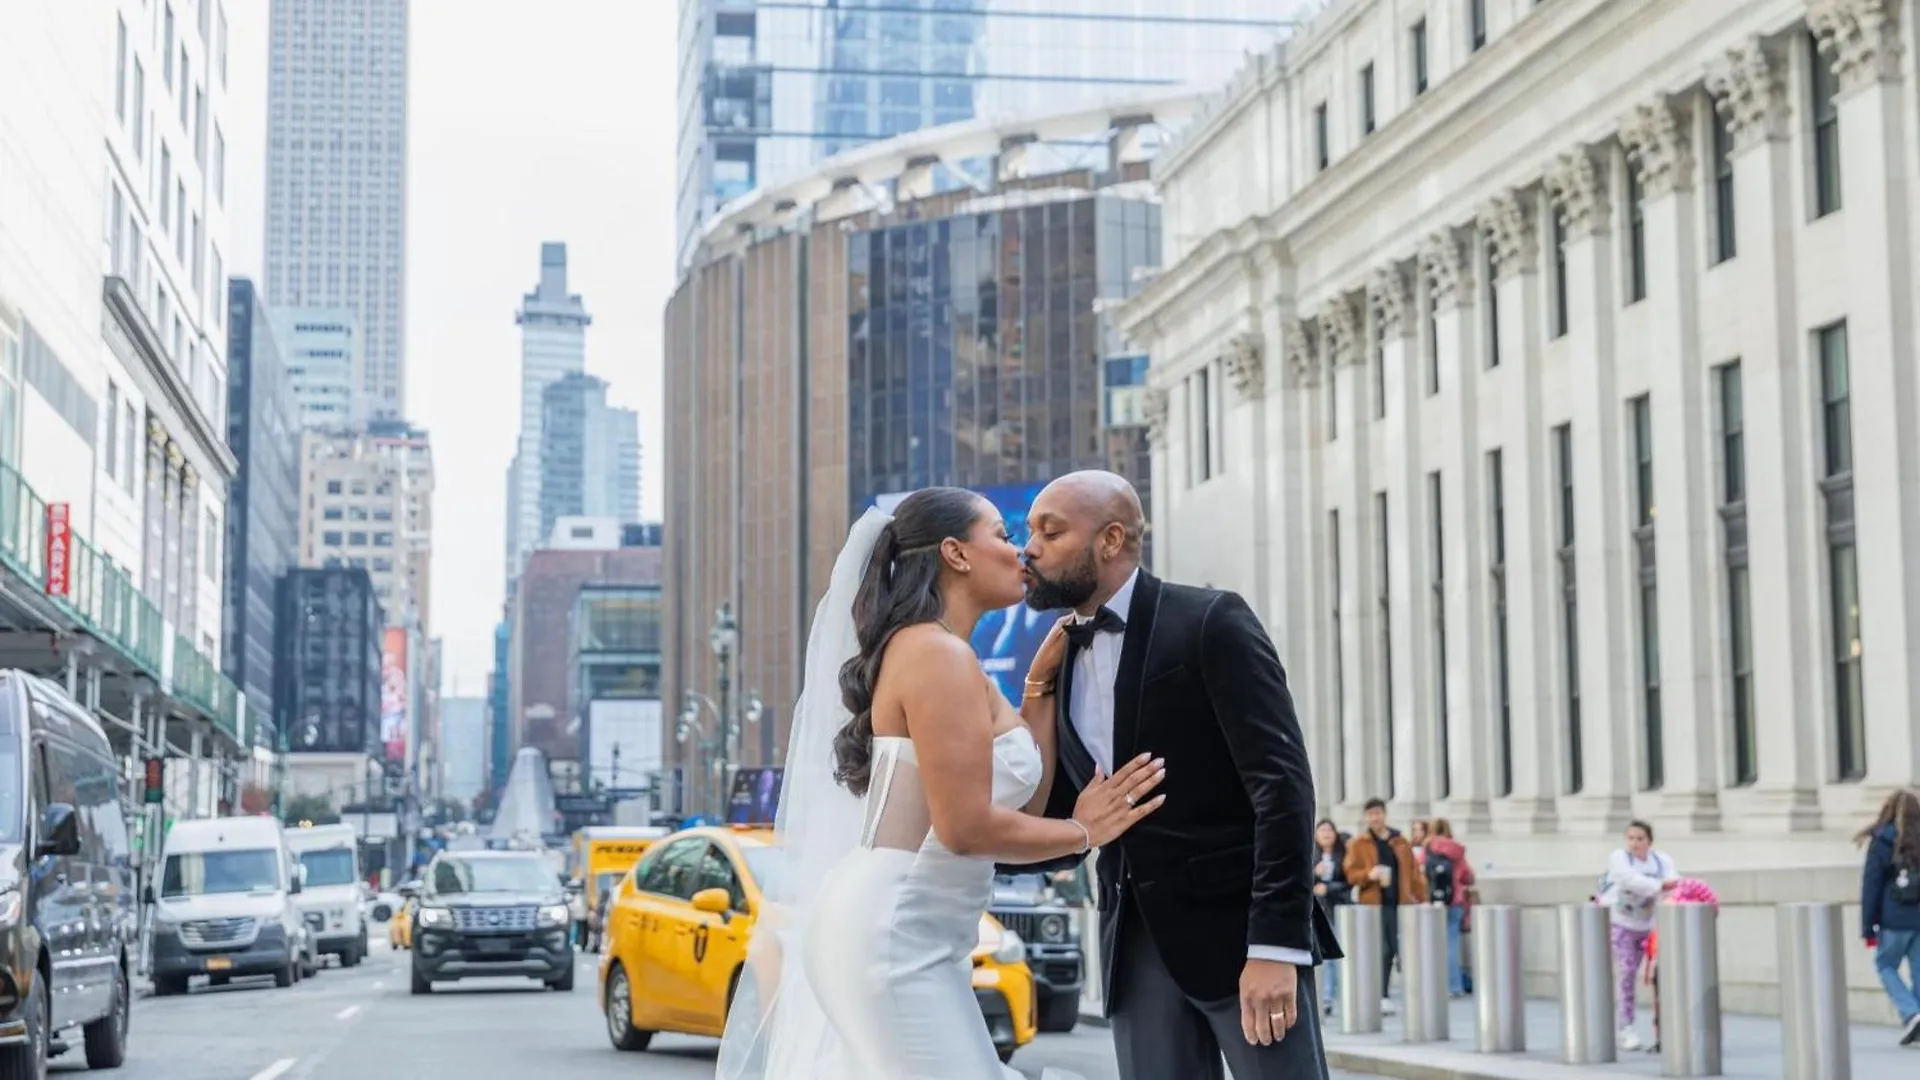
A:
[1120,0,1917,875]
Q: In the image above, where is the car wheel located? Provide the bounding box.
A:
[603,965,652,1051]
[0,975,48,1080]
[274,961,295,989]
[410,963,432,995]
[548,963,575,992]
[82,964,130,1069]
[153,975,188,998]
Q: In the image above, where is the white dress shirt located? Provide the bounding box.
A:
[1066,568,1313,969]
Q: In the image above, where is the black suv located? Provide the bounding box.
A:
[0,672,134,1077]
[989,871,1087,1033]
[407,850,575,994]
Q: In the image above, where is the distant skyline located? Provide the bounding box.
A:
[225,0,674,696]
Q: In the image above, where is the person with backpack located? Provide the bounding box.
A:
[1598,820,1677,1051]
[1859,789,1920,1046]
[1424,819,1476,997]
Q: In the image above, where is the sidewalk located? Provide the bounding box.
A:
[1323,997,1915,1080]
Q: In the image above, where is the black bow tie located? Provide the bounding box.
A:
[1065,608,1127,650]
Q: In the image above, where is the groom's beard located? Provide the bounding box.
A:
[1024,548,1098,611]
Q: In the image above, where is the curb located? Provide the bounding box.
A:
[1322,1044,1649,1080]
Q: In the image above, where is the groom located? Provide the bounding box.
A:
[1003,471,1337,1080]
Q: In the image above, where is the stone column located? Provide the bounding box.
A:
[1545,145,1635,832]
[1224,324,1271,611]
[180,465,200,647]
[1421,228,1493,832]
[1144,387,1172,571]
[1279,317,1342,810]
[1372,262,1434,813]
[1321,294,1383,805]
[1622,93,1722,829]
[1810,0,1920,794]
[1480,188,1558,833]
[143,418,166,603]
[1706,36,1824,829]
[162,442,183,629]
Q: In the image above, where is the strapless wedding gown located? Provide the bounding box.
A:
[803,728,1049,1079]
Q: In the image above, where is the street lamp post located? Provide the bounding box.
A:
[678,690,723,818]
[709,603,738,819]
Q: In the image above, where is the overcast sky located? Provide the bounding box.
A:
[224,0,677,697]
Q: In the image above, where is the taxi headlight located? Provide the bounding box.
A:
[1038,914,1068,943]
[537,904,571,928]
[992,929,1027,966]
[416,906,453,930]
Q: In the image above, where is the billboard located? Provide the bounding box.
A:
[380,628,407,767]
[726,767,784,825]
[870,481,1062,704]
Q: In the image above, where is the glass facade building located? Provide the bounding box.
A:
[676,0,1286,264]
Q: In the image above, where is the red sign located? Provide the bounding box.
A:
[44,503,71,597]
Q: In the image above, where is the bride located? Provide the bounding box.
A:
[716,487,1167,1080]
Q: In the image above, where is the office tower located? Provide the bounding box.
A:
[265,0,409,421]
[538,372,641,542]
[505,242,591,583]
[274,307,362,430]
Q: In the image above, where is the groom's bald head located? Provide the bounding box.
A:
[1039,470,1145,556]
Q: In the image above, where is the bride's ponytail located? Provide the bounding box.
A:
[833,487,986,796]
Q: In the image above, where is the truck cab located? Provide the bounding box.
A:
[284,823,368,967]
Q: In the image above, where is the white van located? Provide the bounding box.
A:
[146,817,315,994]
[284,823,369,966]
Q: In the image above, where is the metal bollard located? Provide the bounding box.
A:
[1777,902,1849,1080]
[1658,901,1722,1077]
[1558,903,1618,1064]
[1401,904,1449,1042]
[1337,905,1384,1034]
[1473,905,1526,1053]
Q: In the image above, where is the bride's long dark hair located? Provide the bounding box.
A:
[833,487,986,796]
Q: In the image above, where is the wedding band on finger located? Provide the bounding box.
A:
[1124,794,1136,807]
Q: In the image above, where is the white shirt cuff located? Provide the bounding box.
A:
[1248,945,1313,966]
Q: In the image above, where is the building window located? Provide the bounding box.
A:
[1325,353,1338,442]
[1375,491,1394,797]
[1817,322,1862,779]
[1469,0,1488,51]
[1190,366,1214,485]
[204,508,218,580]
[132,61,145,157]
[1553,423,1581,793]
[1550,209,1569,339]
[1626,165,1648,302]
[1359,64,1376,136]
[1633,397,1656,527]
[1425,288,1440,397]
[164,5,175,87]
[323,507,343,522]
[0,327,17,464]
[122,403,136,491]
[1329,509,1347,803]
[1428,471,1449,798]
[1411,19,1429,96]
[348,531,367,546]
[1488,448,1513,795]
[1810,33,1842,218]
[1628,396,1662,790]
[104,383,121,481]
[322,531,342,546]
[115,16,128,123]
[1372,342,1386,420]
[1719,362,1754,785]
[1314,102,1330,171]
[1710,104,1736,264]
[1484,243,1501,368]
[326,480,343,495]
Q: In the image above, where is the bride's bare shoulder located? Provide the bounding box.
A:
[880,624,981,683]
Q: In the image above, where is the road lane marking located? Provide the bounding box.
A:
[371,981,385,991]
[335,1005,361,1021]
[250,1059,298,1080]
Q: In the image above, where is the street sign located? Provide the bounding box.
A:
[141,758,164,805]
[44,503,71,597]
[556,795,611,816]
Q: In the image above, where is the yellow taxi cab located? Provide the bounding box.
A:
[389,895,416,950]
[597,825,1037,1063]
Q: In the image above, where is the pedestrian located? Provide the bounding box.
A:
[1343,798,1426,1013]
[1313,819,1353,1016]
[1409,819,1431,870]
[1423,819,1476,997]
[1857,788,1920,1046]
[1598,820,1677,1051]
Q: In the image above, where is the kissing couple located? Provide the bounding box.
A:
[716,471,1339,1079]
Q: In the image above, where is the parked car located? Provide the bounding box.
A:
[989,872,1087,1032]
[407,851,574,994]
[148,816,313,994]
[0,671,135,1077]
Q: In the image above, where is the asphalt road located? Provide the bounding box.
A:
[110,938,1354,1080]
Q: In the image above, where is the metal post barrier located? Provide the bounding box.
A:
[1474,905,1526,1053]
[1401,904,1449,1042]
[1778,902,1848,1080]
[1337,905,1383,1034]
[1558,903,1618,1064]
[1658,901,1722,1077]
[1077,903,1103,1018]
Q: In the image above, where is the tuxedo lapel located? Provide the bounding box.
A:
[1112,571,1161,766]
[1054,637,1097,787]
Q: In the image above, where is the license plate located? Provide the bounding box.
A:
[472,938,510,952]
[205,957,233,972]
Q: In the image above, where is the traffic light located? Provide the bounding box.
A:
[142,758,165,805]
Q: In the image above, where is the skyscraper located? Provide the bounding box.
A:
[264,0,409,422]
[674,0,1289,265]
[539,372,640,542]
[506,243,591,583]
[273,307,362,430]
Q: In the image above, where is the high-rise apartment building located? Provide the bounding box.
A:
[298,424,434,632]
[274,307,361,430]
[674,0,1287,265]
[265,0,409,422]
[539,372,640,542]
[505,243,591,584]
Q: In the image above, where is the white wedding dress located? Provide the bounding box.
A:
[715,508,1081,1080]
[804,729,1043,1079]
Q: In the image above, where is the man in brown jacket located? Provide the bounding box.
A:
[1342,798,1427,1004]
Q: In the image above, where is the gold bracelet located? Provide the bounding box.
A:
[1023,682,1055,700]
